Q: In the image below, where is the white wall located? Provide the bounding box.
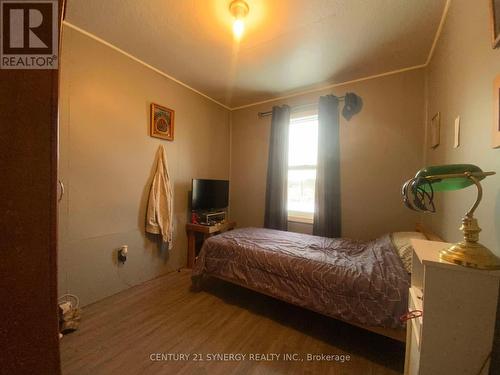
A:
[230,69,425,240]
[58,26,230,306]
[423,2,500,372]
[424,0,500,255]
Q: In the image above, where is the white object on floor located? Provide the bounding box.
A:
[59,301,72,314]
[145,145,174,249]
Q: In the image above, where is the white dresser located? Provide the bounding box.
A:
[404,239,500,375]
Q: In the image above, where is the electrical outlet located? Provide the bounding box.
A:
[118,245,128,264]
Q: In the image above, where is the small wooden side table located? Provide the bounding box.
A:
[186,221,236,268]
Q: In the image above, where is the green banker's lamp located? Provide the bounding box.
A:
[402,164,500,270]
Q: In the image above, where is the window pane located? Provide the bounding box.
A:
[288,169,316,213]
[288,114,318,216]
[288,115,318,167]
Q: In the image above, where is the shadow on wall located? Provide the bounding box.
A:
[173,178,191,229]
[138,147,158,230]
[492,190,500,374]
[149,233,170,262]
[496,189,500,248]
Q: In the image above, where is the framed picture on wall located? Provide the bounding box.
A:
[150,103,175,141]
[430,112,440,148]
[491,0,500,48]
[493,75,500,148]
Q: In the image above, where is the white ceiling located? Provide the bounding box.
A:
[65,0,447,109]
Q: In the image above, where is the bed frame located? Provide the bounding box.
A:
[196,223,443,343]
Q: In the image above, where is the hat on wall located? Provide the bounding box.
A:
[342,92,363,120]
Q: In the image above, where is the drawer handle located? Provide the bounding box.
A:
[58,179,65,202]
[400,309,423,322]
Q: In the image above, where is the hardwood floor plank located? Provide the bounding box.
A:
[61,269,404,375]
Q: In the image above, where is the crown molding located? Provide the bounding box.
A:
[63,0,451,112]
[230,64,427,110]
[232,0,450,111]
[62,21,231,110]
[425,0,451,66]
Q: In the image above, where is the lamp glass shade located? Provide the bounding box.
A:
[414,164,485,192]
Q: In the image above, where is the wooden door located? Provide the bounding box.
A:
[0,1,65,374]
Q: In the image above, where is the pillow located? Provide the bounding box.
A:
[391,232,427,273]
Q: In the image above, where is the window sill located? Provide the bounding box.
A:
[288,216,313,225]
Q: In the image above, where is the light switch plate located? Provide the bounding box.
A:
[454,116,460,148]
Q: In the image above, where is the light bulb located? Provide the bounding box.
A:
[233,19,244,39]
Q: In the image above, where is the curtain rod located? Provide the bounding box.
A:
[257,95,345,118]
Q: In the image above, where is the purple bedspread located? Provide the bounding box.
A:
[192,227,409,329]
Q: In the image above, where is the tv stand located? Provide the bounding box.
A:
[185,221,236,268]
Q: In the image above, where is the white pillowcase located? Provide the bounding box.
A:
[391,231,427,273]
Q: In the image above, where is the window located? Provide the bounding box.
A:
[287,113,318,223]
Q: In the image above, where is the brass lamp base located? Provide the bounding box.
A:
[440,242,500,270]
[439,215,500,270]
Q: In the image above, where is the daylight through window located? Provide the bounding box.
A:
[288,113,318,223]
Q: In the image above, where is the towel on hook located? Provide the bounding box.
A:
[146,145,174,249]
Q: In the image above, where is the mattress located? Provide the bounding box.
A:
[192,227,409,329]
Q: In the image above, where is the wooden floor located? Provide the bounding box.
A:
[60,269,405,375]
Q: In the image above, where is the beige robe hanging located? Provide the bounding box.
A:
[146,145,174,249]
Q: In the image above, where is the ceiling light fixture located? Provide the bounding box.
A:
[229,0,249,39]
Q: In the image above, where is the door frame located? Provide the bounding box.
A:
[0,1,65,374]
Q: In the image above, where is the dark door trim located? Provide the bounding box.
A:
[0,1,65,374]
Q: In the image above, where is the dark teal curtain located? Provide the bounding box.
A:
[264,105,290,230]
[313,95,341,238]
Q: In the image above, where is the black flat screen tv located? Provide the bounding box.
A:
[191,179,229,211]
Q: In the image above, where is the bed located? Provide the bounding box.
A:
[192,226,437,342]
